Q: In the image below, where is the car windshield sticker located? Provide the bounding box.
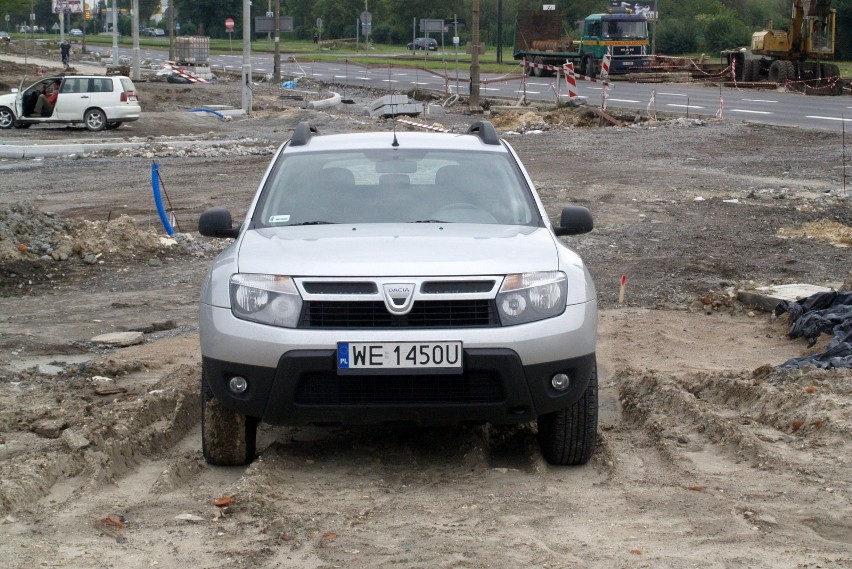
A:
[269,215,291,224]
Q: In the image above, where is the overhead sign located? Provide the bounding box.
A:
[225,18,235,30]
[254,16,294,34]
[53,0,83,14]
[420,18,444,33]
[543,4,556,10]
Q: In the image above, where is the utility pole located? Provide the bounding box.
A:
[242,0,252,113]
[273,0,280,83]
[111,0,118,63]
[59,0,65,43]
[469,0,481,111]
[168,0,175,60]
[131,0,139,80]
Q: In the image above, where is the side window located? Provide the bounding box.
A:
[62,79,83,94]
[587,21,600,37]
[88,78,114,93]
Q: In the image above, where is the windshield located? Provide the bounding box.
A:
[254,149,541,227]
[603,19,648,39]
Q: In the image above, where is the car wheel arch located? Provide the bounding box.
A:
[0,106,16,129]
[84,107,108,131]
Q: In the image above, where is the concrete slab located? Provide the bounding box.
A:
[737,283,834,312]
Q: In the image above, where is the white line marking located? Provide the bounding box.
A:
[527,82,550,86]
[806,115,852,122]
[668,104,704,109]
[516,90,541,94]
[381,79,399,83]
[729,109,772,115]
[742,98,777,103]
[608,98,640,103]
[659,92,687,97]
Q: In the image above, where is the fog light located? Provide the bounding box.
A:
[551,373,570,391]
[228,376,248,394]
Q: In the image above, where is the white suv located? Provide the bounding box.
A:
[0,74,141,131]
[198,121,598,467]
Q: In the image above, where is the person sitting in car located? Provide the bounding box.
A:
[33,80,61,117]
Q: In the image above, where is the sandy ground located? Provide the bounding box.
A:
[0,57,850,568]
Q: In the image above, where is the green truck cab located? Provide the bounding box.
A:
[514,8,650,78]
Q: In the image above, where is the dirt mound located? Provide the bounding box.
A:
[619,366,852,474]
[490,107,601,131]
[1,202,226,262]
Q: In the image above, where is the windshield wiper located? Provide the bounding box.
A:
[289,220,336,226]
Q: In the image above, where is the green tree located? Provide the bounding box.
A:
[173,0,240,38]
[656,18,699,54]
[700,13,751,51]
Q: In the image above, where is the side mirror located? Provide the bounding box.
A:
[554,206,593,236]
[198,207,240,238]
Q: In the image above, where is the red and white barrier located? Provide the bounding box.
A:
[563,62,578,98]
[161,62,209,83]
[600,53,611,79]
[395,119,450,133]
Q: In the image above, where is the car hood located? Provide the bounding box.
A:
[236,224,564,276]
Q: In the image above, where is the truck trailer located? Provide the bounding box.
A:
[513,8,650,78]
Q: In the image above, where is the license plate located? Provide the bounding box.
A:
[337,341,463,373]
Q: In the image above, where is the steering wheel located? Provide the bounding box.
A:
[430,202,498,224]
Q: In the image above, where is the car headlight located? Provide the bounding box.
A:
[496,271,567,325]
[229,274,302,328]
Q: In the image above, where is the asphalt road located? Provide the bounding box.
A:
[9,45,852,131]
[195,50,852,132]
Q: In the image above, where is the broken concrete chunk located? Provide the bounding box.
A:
[128,320,177,334]
[61,428,91,450]
[91,331,144,347]
[31,419,67,439]
[737,283,833,313]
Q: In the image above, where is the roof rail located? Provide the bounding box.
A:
[290,121,318,146]
[467,121,500,145]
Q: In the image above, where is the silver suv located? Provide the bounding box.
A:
[198,121,598,466]
[0,74,141,131]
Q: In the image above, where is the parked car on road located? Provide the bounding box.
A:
[407,37,437,50]
[0,31,10,42]
[0,74,141,131]
[197,121,599,467]
[69,28,83,37]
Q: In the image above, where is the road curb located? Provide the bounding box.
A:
[0,142,146,158]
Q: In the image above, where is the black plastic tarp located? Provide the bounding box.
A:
[774,291,852,369]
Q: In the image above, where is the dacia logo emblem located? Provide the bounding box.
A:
[382,283,416,315]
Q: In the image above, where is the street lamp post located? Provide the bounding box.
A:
[242,0,252,113]
[131,0,139,79]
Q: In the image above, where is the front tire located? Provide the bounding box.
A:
[84,109,106,131]
[585,55,596,79]
[537,362,598,465]
[0,106,15,129]
[201,373,258,466]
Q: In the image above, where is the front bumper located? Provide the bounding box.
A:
[203,349,596,426]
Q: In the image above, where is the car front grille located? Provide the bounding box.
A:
[299,300,500,329]
[294,371,505,405]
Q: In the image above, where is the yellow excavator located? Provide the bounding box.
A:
[725,0,839,87]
